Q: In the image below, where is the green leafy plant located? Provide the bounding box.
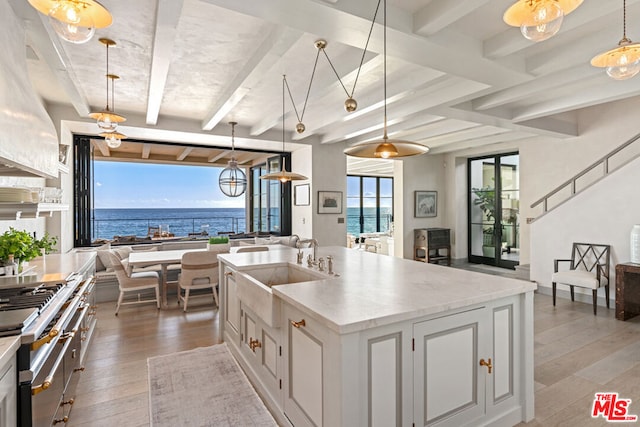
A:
[0,228,58,263]
[208,236,229,245]
[472,186,497,241]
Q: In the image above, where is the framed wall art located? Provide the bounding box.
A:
[415,191,437,218]
[294,184,310,206]
[318,191,342,214]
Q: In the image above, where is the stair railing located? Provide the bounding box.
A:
[531,132,640,219]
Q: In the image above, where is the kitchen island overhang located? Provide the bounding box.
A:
[218,246,536,427]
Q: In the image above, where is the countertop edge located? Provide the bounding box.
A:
[0,335,21,368]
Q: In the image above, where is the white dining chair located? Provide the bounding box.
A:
[107,252,160,315]
[178,251,221,312]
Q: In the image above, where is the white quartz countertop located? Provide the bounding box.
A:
[218,246,537,334]
[0,335,20,369]
[0,252,95,287]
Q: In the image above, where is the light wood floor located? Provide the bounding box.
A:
[66,293,640,426]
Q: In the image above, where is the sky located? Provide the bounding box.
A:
[94,161,245,209]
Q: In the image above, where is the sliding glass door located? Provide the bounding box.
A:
[250,154,292,235]
[468,153,519,269]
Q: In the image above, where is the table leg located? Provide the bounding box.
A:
[161,264,169,308]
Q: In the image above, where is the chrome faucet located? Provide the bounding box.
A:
[297,238,319,262]
[326,255,334,275]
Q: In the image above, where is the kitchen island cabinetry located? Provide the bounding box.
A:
[218,247,535,427]
[0,337,20,427]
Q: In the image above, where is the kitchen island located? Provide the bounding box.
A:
[218,246,536,427]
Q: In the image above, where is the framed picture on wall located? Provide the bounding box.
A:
[318,191,342,214]
[415,191,437,218]
[294,184,310,206]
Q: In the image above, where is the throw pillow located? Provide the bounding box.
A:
[255,237,275,245]
[113,246,132,260]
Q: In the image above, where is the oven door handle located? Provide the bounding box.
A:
[31,330,75,396]
[30,280,90,351]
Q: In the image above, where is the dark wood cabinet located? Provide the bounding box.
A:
[414,228,451,265]
[615,263,640,321]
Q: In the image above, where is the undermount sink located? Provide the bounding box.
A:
[235,263,329,328]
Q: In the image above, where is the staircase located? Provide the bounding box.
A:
[530,132,640,220]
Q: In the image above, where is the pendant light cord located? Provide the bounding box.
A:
[623,0,628,40]
[105,42,110,110]
[382,0,388,140]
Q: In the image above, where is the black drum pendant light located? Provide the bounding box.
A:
[219,121,247,197]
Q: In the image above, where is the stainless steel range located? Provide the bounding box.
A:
[0,272,97,426]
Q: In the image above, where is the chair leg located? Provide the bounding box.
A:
[115,291,124,315]
[605,285,610,309]
[592,289,598,315]
[570,285,575,301]
[552,282,556,306]
[155,286,160,309]
[183,289,190,312]
[212,285,219,307]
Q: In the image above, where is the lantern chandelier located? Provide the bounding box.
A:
[260,76,309,182]
[343,0,430,159]
[28,0,112,44]
[218,121,248,197]
[503,0,583,42]
[89,38,127,143]
[591,0,640,80]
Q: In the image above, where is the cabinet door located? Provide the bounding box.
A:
[413,307,491,427]
[0,355,16,427]
[224,269,241,337]
[283,307,324,427]
[241,305,281,399]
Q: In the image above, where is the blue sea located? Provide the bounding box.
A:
[92,208,246,240]
[92,207,392,240]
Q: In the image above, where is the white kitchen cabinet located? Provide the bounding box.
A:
[240,304,282,401]
[282,304,327,427]
[221,266,241,343]
[413,297,521,427]
[0,352,16,427]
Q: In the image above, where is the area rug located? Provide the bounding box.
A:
[148,343,277,426]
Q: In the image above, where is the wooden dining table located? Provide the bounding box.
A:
[128,248,207,308]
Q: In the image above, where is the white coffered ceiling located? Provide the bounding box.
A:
[9,0,640,161]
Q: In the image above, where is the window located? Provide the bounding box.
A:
[249,154,292,235]
[347,175,393,236]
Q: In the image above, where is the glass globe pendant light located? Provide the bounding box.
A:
[219,122,247,197]
[344,0,429,159]
[503,0,583,42]
[100,131,126,148]
[89,38,126,131]
[591,0,640,80]
[28,0,112,44]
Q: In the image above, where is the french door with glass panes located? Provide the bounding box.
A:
[250,154,291,235]
[468,153,519,269]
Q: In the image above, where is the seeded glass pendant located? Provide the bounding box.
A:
[89,38,126,131]
[591,0,640,80]
[100,131,126,148]
[503,0,583,42]
[28,0,112,44]
[219,122,247,197]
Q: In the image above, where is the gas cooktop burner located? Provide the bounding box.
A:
[0,284,64,313]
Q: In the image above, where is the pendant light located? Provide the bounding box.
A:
[100,131,126,148]
[89,38,126,131]
[344,0,430,159]
[591,0,640,80]
[503,0,583,42]
[219,122,248,197]
[260,76,309,182]
[28,0,112,44]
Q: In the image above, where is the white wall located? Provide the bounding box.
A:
[311,141,347,247]
[398,153,447,259]
[292,145,313,239]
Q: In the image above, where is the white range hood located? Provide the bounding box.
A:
[0,1,58,179]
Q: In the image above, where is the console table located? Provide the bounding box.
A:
[615,263,640,321]
[414,228,451,266]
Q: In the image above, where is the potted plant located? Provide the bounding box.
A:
[472,186,497,257]
[0,228,58,271]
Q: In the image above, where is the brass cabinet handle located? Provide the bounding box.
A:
[74,366,85,373]
[61,398,74,406]
[53,416,69,424]
[480,358,492,374]
[225,271,234,277]
[249,338,262,352]
[291,319,306,328]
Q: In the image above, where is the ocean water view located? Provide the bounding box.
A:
[91,207,392,241]
[93,208,246,240]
